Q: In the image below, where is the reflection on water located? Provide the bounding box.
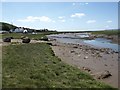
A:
[84,38,119,51]
[48,33,119,52]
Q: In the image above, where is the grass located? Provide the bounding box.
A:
[2,33,46,40]
[91,30,120,36]
[2,31,59,40]
[2,43,114,88]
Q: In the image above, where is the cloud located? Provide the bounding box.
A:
[1,0,6,2]
[86,20,96,24]
[58,16,65,22]
[72,3,76,6]
[52,20,56,23]
[79,3,89,5]
[17,16,54,23]
[58,16,65,19]
[105,25,109,28]
[85,3,89,5]
[71,13,85,18]
[59,19,66,22]
[107,20,112,23]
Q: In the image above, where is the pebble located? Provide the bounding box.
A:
[84,56,88,59]
[73,46,78,48]
[82,67,91,72]
[70,50,75,53]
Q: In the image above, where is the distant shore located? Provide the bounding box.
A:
[50,40,119,88]
[91,34,119,45]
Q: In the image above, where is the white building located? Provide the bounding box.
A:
[23,29,28,33]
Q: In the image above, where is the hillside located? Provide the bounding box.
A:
[0,22,17,31]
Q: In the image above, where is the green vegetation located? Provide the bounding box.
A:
[2,32,58,40]
[0,22,17,31]
[2,33,45,40]
[2,43,114,88]
[91,30,120,35]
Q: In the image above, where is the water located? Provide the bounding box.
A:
[48,33,119,52]
[84,38,119,51]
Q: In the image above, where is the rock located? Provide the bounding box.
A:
[3,37,11,42]
[96,51,100,54]
[52,44,58,46]
[100,49,104,52]
[84,56,88,59]
[46,42,52,45]
[97,70,112,79]
[74,52,78,55]
[73,46,78,48]
[40,37,48,41]
[82,67,91,72]
[98,53,103,57]
[22,37,31,43]
[104,64,107,66]
[21,36,26,39]
[70,50,75,53]
[91,54,95,57]
[106,51,111,54]
[9,37,14,39]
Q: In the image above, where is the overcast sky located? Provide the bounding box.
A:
[1,2,118,31]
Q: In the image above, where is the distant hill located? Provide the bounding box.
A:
[0,22,17,31]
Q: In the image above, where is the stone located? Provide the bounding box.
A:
[40,37,48,41]
[97,70,112,79]
[98,53,103,57]
[3,37,11,42]
[104,64,107,66]
[22,37,31,43]
[9,37,14,39]
[46,42,52,45]
[21,36,26,39]
[84,56,88,59]
[70,50,75,53]
[100,49,104,52]
[73,46,78,48]
[82,67,91,72]
[106,51,111,54]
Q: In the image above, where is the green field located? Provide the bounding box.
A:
[91,30,120,35]
[2,43,114,88]
[2,33,45,40]
[2,32,59,40]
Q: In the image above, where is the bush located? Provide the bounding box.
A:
[40,36,48,41]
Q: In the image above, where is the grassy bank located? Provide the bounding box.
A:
[2,33,45,40]
[2,31,59,39]
[2,43,114,88]
[91,30,120,35]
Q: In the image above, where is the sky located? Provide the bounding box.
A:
[1,2,118,31]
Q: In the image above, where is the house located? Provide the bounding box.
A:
[10,27,23,33]
[23,29,28,34]
[0,31,9,34]
[10,27,29,33]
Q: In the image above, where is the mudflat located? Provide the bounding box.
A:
[50,40,119,88]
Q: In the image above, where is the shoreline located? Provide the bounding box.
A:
[50,40,119,88]
[1,35,119,88]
